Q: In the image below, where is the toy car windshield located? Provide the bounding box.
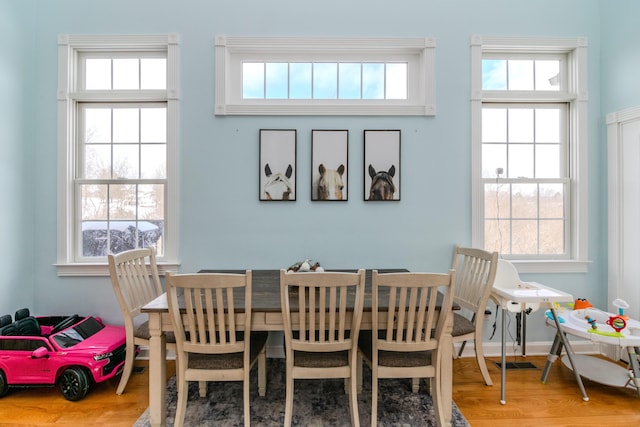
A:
[52,317,105,349]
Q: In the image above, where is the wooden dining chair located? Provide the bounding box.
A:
[166,271,267,427]
[450,245,499,386]
[108,247,173,395]
[358,270,455,427]
[279,269,366,427]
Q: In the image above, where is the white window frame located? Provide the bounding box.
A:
[215,36,436,116]
[56,34,180,276]
[471,35,589,273]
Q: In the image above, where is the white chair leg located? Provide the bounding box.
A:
[348,366,360,426]
[258,347,267,397]
[284,363,294,427]
[412,377,420,393]
[371,369,378,427]
[174,376,189,427]
[357,352,363,394]
[116,341,136,395]
[475,341,493,386]
[243,373,251,427]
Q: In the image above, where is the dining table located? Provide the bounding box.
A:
[141,269,455,427]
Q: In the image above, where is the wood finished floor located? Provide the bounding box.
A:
[0,355,638,426]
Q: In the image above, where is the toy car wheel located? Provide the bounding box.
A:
[51,314,79,334]
[59,367,90,401]
[0,370,8,397]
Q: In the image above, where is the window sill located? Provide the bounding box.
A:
[55,262,180,277]
[508,259,590,274]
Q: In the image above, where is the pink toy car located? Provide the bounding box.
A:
[0,308,126,401]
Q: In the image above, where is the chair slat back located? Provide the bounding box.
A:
[166,272,251,355]
[108,248,163,318]
[373,270,455,352]
[450,246,498,313]
[280,269,365,353]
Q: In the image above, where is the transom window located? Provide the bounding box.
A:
[471,36,589,273]
[482,55,561,91]
[215,36,435,116]
[57,34,180,275]
[83,55,167,90]
[242,62,407,100]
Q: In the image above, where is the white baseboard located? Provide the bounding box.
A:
[455,339,601,358]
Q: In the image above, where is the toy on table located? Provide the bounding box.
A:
[545,302,566,323]
[606,315,627,333]
[612,298,630,320]
[287,259,324,272]
[546,310,565,323]
[584,314,626,338]
[573,298,592,309]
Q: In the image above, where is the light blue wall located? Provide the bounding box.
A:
[0,0,36,316]
[601,0,640,115]
[6,0,640,345]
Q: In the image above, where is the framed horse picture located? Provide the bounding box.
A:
[311,130,348,201]
[364,130,401,201]
[259,129,297,201]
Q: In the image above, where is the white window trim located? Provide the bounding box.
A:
[56,34,180,276]
[471,35,590,273]
[215,36,436,116]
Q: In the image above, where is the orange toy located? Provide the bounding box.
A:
[573,298,592,309]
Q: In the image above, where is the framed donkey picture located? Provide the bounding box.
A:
[259,129,297,201]
[311,130,348,201]
[364,130,401,201]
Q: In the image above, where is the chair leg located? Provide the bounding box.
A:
[174,375,189,427]
[244,371,251,427]
[356,352,363,394]
[411,377,420,393]
[474,340,493,386]
[198,381,207,397]
[284,362,294,427]
[371,368,378,427]
[115,343,136,395]
[348,366,360,426]
[456,340,467,358]
[432,352,446,427]
[258,347,267,397]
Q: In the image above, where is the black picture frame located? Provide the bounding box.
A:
[259,129,297,201]
[311,130,349,201]
[364,130,401,201]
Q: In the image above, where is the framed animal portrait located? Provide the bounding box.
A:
[364,130,401,201]
[259,129,297,201]
[311,130,348,201]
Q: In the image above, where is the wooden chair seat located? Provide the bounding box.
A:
[134,321,176,343]
[452,313,476,336]
[187,332,268,370]
[294,350,349,368]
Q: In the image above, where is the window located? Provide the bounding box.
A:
[215,36,435,116]
[57,34,179,275]
[471,36,589,273]
[242,62,407,100]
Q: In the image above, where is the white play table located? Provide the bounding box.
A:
[541,306,640,399]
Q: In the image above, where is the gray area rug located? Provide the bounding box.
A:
[134,358,470,426]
